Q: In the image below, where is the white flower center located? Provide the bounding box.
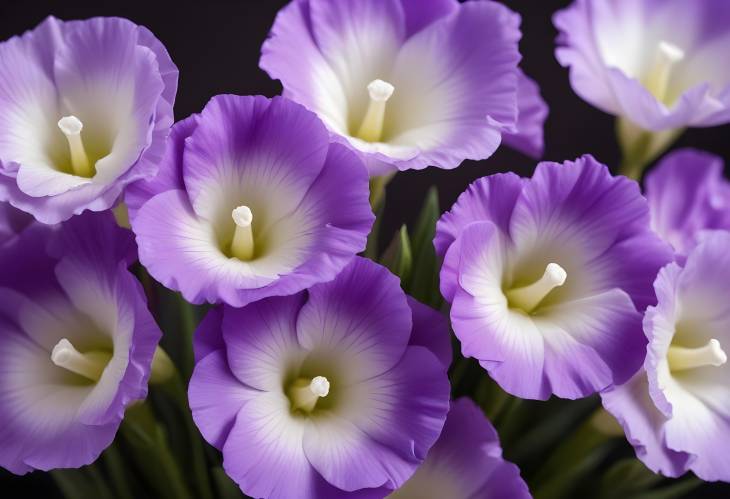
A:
[506,263,567,313]
[57,115,93,177]
[668,338,727,372]
[644,41,685,104]
[230,205,255,261]
[51,338,111,382]
[289,375,331,413]
[356,79,395,143]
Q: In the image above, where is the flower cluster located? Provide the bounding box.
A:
[1,0,730,497]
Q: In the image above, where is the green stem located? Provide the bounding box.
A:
[532,410,618,499]
[178,294,198,381]
[616,118,683,180]
[448,356,470,392]
[163,372,215,499]
[121,403,193,499]
[369,172,394,213]
[102,443,135,499]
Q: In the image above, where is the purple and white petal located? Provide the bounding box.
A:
[132,95,372,307]
[0,17,177,223]
[261,0,529,174]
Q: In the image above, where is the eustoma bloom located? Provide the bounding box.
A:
[645,148,730,258]
[555,0,730,131]
[0,212,162,473]
[602,232,730,481]
[389,398,530,499]
[260,0,548,175]
[555,0,730,176]
[129,94,373,307]
[435,155,673,400]
[188,257,451,498]
[0,16,177,224]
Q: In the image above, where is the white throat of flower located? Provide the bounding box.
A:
[289,375,330,413]
[231,205,255,261]
[644,41,685,104]
[57,115,93,177]
[507,263,567,314]
[668,338,728,372]
[51,338,112,382]
[356,79,395,143]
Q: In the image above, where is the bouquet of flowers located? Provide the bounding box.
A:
[2,1,730,498]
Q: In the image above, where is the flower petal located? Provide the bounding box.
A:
[182,94,329,227]
[601,371,692,478]
[538,288,644,398]
[297,257,412,382]
[222,294,306,392]
[407,297,451,369]
[501,70,549,159]
[434,172,524,256]
[384,0,521,171]
[222,391,319,499]
[645,148,730,256]
[304,347,449,492]
[189,350,255,450]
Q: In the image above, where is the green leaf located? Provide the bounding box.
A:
[380,225,412,283]
[51,469,102,499]
[631,478,703,499]
[596,458,663,499]
[410,187,439,258]
[101,444,135,499]
[405,187,442,307]
[532,415,617,499]
[364,197,385,260]
[121,404,193,499]
[212,467,245,499]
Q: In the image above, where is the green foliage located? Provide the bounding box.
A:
[379,186,442,308]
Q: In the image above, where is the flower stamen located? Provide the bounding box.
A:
[356,79,395,143]
[507,263,567,313]
[51,338,111,382]
[289,375,330,413]
[57,115,93,177]
[668,338,727,372]
[644,41,685,104]
[230,205,255,261]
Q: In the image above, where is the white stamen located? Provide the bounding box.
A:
[658,41,685,63]
[230,205,255,261]
[644,41,685,104]
[668,338,727,372]
[309,376,330,398]
[506,263,567,313]
[356,79,395,143]
[289,376,331,412]
[51,338,110,382]
[367,79,395,103]
[57,115,92,177]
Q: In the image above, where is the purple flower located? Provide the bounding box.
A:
[646,148,730,258]
[0,16,177,224]
[128,94,373,307]
[0,212,161,474]
[602,231,730,481]
[389,398,530,499]
[555,0,730,132]
[435,155,673,400]
[188,257,451,498]
[260,0,548,176]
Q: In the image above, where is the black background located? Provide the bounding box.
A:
[1,0,729,497]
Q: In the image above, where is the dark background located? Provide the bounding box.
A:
[1,0,729,497]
